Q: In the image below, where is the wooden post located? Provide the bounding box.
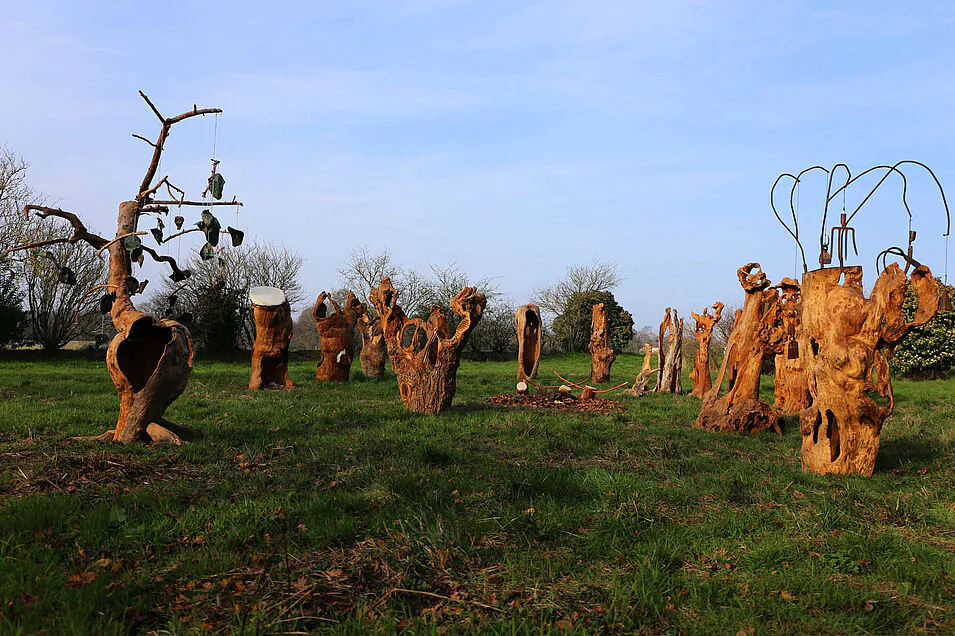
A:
[248,286,294,391]
[589,303,615,382]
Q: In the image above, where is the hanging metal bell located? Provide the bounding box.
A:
[941,288,953,312]
[787,339,799,360]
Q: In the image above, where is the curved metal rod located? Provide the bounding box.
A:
[821,163,851,257]
[876,246,923,274]
[771,165,828,273]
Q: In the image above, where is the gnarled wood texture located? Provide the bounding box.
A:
[370,277,486,414]
[799,264,938,476]
[690,302,724,397]
[773,278,809,415]
[357,312,387,377]
[589,303,615,383]
[514,304,543,381]
[624,343,659,397]
[696,263,785,434]
[314,291,363,383]
[656,307,685,394]
[249,299,294,391]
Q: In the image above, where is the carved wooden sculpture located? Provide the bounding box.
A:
[369,277,486,414]
[6,93,243,444]
[656,307,685,394]
[357,312,388,377]
[696,264,785,434]
[248,286,294,391]
[772,278,809,415]
[314,291,363,383]
[799,264,938,475]
[514,303,543,381]
[589,303,615,382]
[624,343,659,397]
[689,302,724,398]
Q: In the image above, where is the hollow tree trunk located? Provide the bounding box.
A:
[689,302,724,398]
[314,291,362,382]
[696,263,785,434]
[248,294,294,391]
[589,303,615,382]
[514,304,542,381]
[799,264,938,476]
[104,201,195,445]
[657,308,685,394]
[370,278,486,414]
[358,313,387,377]
[772,278,809,415]
[624,343,659,397]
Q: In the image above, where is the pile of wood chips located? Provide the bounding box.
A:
[487,391,623,414]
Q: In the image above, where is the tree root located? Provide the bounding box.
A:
[71,420,199,445]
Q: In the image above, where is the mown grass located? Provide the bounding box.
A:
[1,352,954,634]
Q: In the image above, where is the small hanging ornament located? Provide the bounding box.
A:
[174,216,185,230]
[941,288,953,312]
[211,173,226,200]
[787,339,799,360]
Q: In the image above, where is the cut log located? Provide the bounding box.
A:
[314,291,363,383]
[657,307,685,394]
[514,304,543,381]
[357,312,388,377]
[369,277,486,414]
[516,381,529,395]
[589,303,615,382]
[696,263,786,434]
[689,302,723,398]
[248,287,294,391]
[772,278,809,415]
[624,343,659,397]
[799,264,938,476]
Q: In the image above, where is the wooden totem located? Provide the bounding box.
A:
[689,302,724,398]
[514,303,543,381]
[773,278,809,415]
[357,312,388,377]
[696,263,786,434]
[369,277,486,414]
[248,286,294,391]
[799,264,938,476]
[656,307,684,394]
[624,343,659,397]
[589,303,615,382]
[314,291,363,382]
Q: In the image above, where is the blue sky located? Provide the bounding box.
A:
[2,1,953,325]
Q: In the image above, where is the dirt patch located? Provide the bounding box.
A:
[487,392,624,414]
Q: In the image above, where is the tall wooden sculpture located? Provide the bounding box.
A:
[357,312,387,377]
[589,303,615,382]
[514,303,542,381]
[656,307,685,394]
[369,277,486,414]
[624,343,659,397]
[689,302,724,397]
[799,264,938,475]
[314,291,363,382]
[696,264,785,434]
[6,92,244,444]
[772,278,809,415]
[248,286,293,391]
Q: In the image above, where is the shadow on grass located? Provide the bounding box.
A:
[876,435,947,471]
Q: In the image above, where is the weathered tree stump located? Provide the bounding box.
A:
[773,278,809,415]
[696,263,785,434]
[370,277,486,414]
[589,303,615,382]
[314,291,362,382]
[799,264,938,476]
[689,302,724,398]
[514,303,543,381]
[656,307,685,394]
[624,343,659,397]
[248,286,294,391]
[357,312,388,377]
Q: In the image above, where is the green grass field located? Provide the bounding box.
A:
[1,353,954,634]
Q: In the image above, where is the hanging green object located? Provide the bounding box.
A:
[170,268,191,283]
[150,228,164,244]
[58,266,77,285]
[174,216,185,230]
[201,210,221,247]
[200,242,215,260]
[211,173,226,200]
[227,226,244,247]
[130,247,144,266]
[124,276,140,294]
[123,234,142,251]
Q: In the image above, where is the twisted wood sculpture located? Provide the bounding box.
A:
[656,307,684,394]
[589,303,615,382]
[357,312,387,377]
[514,303,542,381]
[314,291,363,382]
[369,277,486,414]
[624,343,659,397]
[689,302,724,397]
[696,263,786,434]
[773,278,809,415]
[799,264,938,475]
[248,287,294,391]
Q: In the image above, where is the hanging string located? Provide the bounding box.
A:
[794,181,800,278]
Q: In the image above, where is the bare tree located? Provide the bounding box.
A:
[338,245,401,302]
[0,148,33,251]
[533,260,623,318]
